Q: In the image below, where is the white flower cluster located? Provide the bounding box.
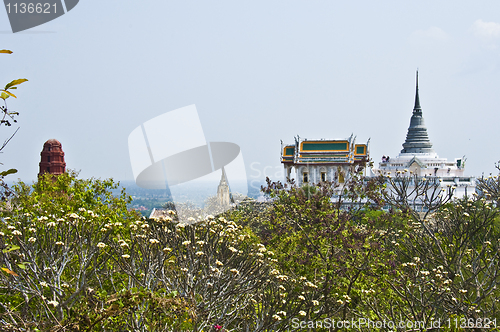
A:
[118,240,129,248]
[304,281,317,288]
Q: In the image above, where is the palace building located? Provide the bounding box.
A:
[374,72,475,198]
[280,135,369,186]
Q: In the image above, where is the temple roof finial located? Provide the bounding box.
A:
[414,70,421,111]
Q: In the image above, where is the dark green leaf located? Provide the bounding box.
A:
[0,169,18,177]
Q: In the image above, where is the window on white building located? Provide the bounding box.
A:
[321,172,326,182]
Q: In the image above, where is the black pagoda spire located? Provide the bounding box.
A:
[400,71,435,155]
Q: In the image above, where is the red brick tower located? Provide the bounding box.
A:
[38,139,66,177]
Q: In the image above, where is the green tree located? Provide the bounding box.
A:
[0,172,143,329]
[0,172,312,331]
[259,165,399,329]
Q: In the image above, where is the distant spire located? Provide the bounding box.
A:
[217,167,232,206]
[414,70,421,111]
[220,167,227,184]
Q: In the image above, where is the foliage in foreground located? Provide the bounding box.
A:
[253,165,500,331]
[0,163,500,330]
[0,172,316,331]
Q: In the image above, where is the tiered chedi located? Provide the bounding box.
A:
[375,72,475,198]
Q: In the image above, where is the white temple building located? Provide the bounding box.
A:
[373,72,475,198]
[280,135,370,186]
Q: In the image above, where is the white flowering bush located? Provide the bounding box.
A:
[0,172,196,330]
[112,213,311,330]
[0,172,311,331]
[0,173,134,327]
[372,194,500,325]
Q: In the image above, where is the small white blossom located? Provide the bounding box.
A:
[270,269,280,275]
[47,300,59,307]
[121,254,130,258]
[97,242,107,248]
[28,237,36,243]
[305,281,317,288]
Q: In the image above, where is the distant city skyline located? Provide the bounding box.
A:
[2,0,500,183]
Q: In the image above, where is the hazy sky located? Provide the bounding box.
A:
[2,0,500,184]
